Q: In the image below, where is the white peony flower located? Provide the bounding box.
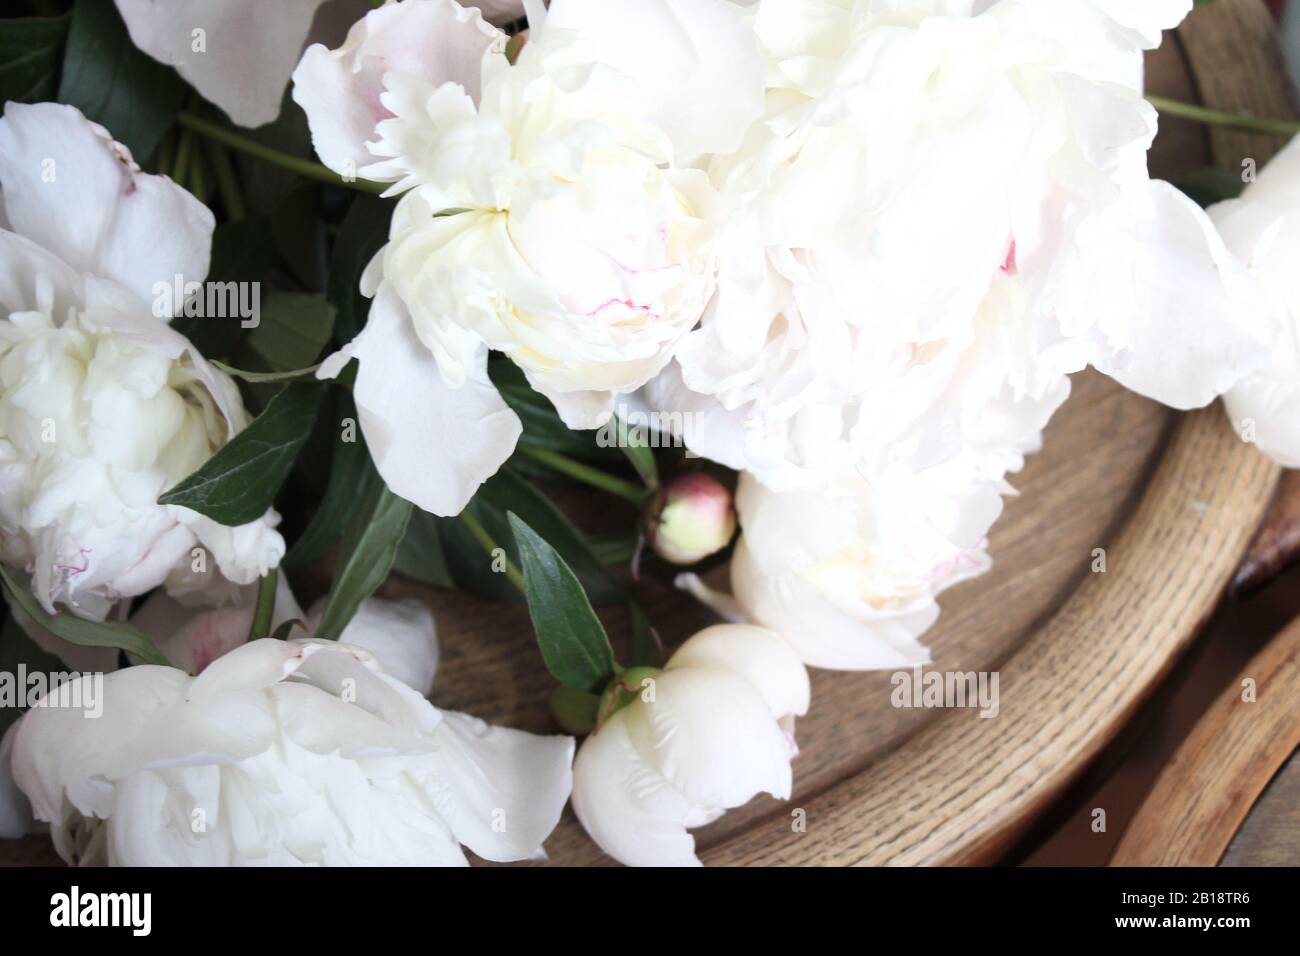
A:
[731,464,1006,670]
[291,0,765,515]
[113,0,526,128]
[0,103,284,620]
[1210,135,1300,467]
[571,624,809,867]
[646,0,1273,492]
[6,629,573,866]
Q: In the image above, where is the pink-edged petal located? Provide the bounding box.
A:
[292,0,506,178]
[317,282,521,516]
[115,0,331,128]
[540,0,765,163]
[0,103,213,306]
[570,708,703,867]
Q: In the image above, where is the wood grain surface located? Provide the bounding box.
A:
[0,0,1289,868]
[1111,618,1300,866]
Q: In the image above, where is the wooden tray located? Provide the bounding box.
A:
[0,0,1287,867]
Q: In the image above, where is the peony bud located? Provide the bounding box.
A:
[643,473,737,566]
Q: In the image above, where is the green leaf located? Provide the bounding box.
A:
[272,183,328,290]
[268,619,306,642]
[393,507,455,588]
[628,601,663,668]
[285,393,373,569]
[1175,167,1247,208]
[171,218,277,361]
[328,194,392,344]
[0,611,69,737]
[314,480,414,641]
[508,512,617,694]
[0,565,168,667]
[489,361,623,463]
[478,468,626,606]
[237,291,336,375]
[58,0,186,159]
[159,383,323,526]
[0,15,69,104]
[618,418,659,490]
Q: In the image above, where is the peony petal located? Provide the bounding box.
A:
[0,102,213,306]
[666,624,810,721]
[539,0,765,162]
[291,0,506,178]
[426,710,574,862]
[115,0,331,128]
[623,667,793,810]
[1093,181,1275,409]
[306,596,440,697]
[317,283,521,515]
[570,708,703,867]
[0,230,83,319]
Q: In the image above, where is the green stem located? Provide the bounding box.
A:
[206,140,247,220]
[1146,95,1300,137]
[173,128,196,190]
[458,511,527,593]
[519,447,647,506]
[250,568,278,642]
[175,113,389,195]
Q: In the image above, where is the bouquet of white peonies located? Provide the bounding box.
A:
[0,0,1295,868]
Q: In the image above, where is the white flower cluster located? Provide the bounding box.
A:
[4,0,1299,871]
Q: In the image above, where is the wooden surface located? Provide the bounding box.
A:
[1111,617,1300,866]
[1222,745,1300,866]
[0,0,1290,868]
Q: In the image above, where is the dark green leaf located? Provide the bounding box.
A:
[171,218,277,361]
[1175,167,1247,208]
[269,619,305,642]
[285,393,373,569]
[0,565,168,667]
[478,468,625,606]
[393,507,455,588]
[0,610,69,737]
[237,291,335,375]
[618,418,659,490]
[508,512,617,694]
[272,183,328,290]
[328,194,392,344]
[159,383,323,525]
[0,15,69,104]
[490,361,623,463]
[58,0,186,159]
[628,601,663,668]
[314,481,414,641]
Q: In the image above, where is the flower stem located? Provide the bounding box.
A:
[458,511,527,593]
[250,568,278,642]
[1145,95,1300,137]
[206,140,247,221]
[174,112,389,195]
[519,447,647,506]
